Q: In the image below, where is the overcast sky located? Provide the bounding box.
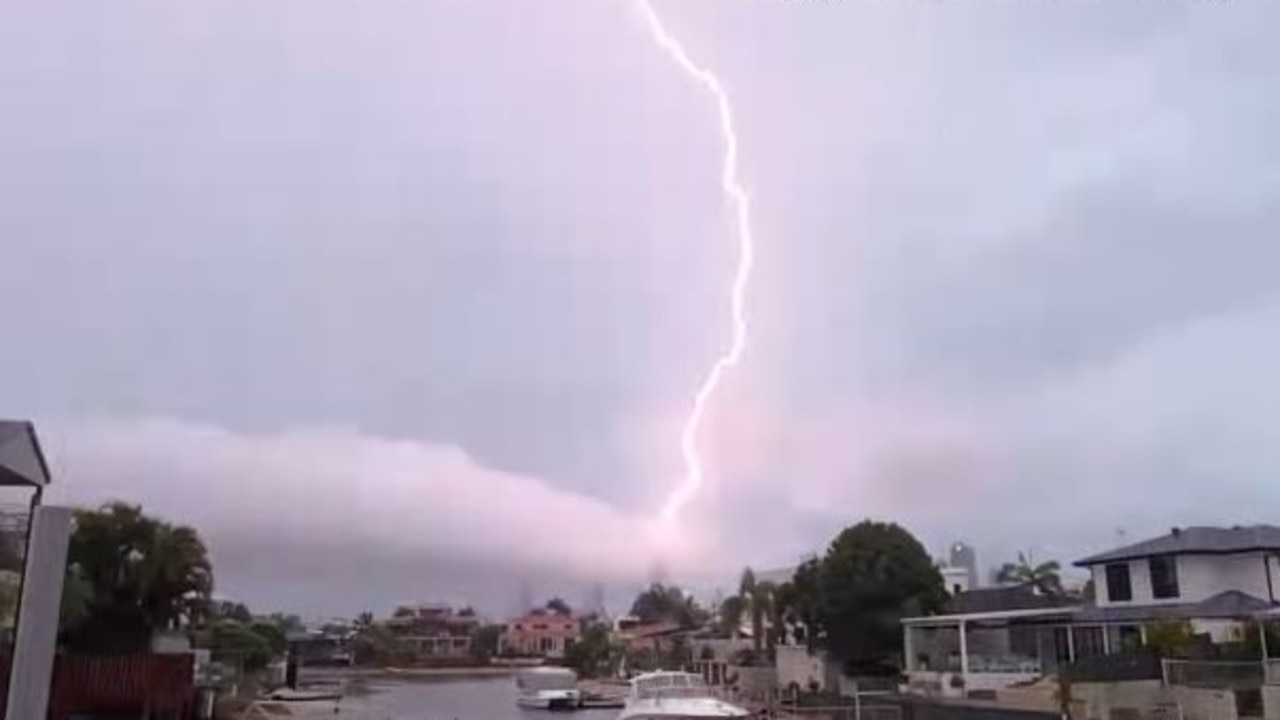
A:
[3,0,1280,617]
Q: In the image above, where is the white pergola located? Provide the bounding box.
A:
[902,605,1084,682]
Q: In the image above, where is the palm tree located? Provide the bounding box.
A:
[997,552,1063,597]
[138,524,214,630]
[738,568,776,655]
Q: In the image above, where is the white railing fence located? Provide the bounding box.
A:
[1161,659,1265,688]
[774,704,902,720]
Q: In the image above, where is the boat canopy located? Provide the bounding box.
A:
[630,671,710,700]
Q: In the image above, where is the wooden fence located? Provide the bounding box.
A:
[0,653,195,719]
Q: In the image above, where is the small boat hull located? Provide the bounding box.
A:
[517,690,582,711]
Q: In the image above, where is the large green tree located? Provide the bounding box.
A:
[471,623,504,663]
[630,583,706,629]
[565,621,615,677]
[719,594,748,638]
[799,521,946,674]
[61,502,214,653]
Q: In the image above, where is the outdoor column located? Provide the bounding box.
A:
[5,505,72,720]
[904,624,916,671]
[959,620,969,681]
[1066,625,1076,663]
[1101,625,1111,655]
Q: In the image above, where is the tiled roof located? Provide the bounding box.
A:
[1075,526,1280,566]
[945,586,1076,615]
[1073,590,1275,623]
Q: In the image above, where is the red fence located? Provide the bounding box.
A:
[0,653,195,719]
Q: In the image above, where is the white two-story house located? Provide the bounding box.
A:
[1074,525,1280,644]
[901,525,1280,695]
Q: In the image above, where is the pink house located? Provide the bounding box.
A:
[502,612,581,659]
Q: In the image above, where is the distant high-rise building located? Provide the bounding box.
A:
[516,579,534,616]
[647,559,669,587]
[584,582,607,618]
[949,541,979,590]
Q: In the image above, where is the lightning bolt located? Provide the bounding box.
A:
[635,0,755,528]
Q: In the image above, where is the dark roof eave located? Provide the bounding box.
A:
[1075,546,1280,567]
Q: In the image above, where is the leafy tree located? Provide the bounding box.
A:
[250,621,289,656]
[471,623,504,662]
[997,552,1064,597]
[719,595,748,638]
[1137,621,1192,658]
[779,559,822,649]
[799,521,946,674]
[210,620,274,673]
[210,600,253,624]
[630,584,706,629]
[546,597,573,617]
[565,622,614,677]
[267,612,305,634]
[353,622,412,666]
[61,503,214,653]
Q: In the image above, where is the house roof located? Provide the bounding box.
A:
[0,420,51,487]
[945,586,1076,615]
[1073,590,1275,623]
[618,621,684,639]
[1075,525,1280,566]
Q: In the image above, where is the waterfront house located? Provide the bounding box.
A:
[502,611,581,660]
[385,603,479,663]
[902,525,1280,699]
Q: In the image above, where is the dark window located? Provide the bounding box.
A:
[1106,563,1133,602]
[1149,555,1180,599]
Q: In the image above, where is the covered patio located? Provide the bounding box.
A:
[903,606,1083,693]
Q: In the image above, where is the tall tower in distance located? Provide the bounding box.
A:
[949,542,979,590]
[585,582,607,619]
[516,579,534,616]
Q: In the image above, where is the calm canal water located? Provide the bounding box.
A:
[329,675,623,720]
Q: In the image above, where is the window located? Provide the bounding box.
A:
[1149,555,1180,599]
[1106,563,1133,602]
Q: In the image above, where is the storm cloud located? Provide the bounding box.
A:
[4,0,1280,614]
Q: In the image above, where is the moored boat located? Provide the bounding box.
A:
[617,671,750,720]
[516,666,582,711]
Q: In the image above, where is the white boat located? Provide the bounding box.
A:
[617,671,751,720]
[516,666,582,711]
